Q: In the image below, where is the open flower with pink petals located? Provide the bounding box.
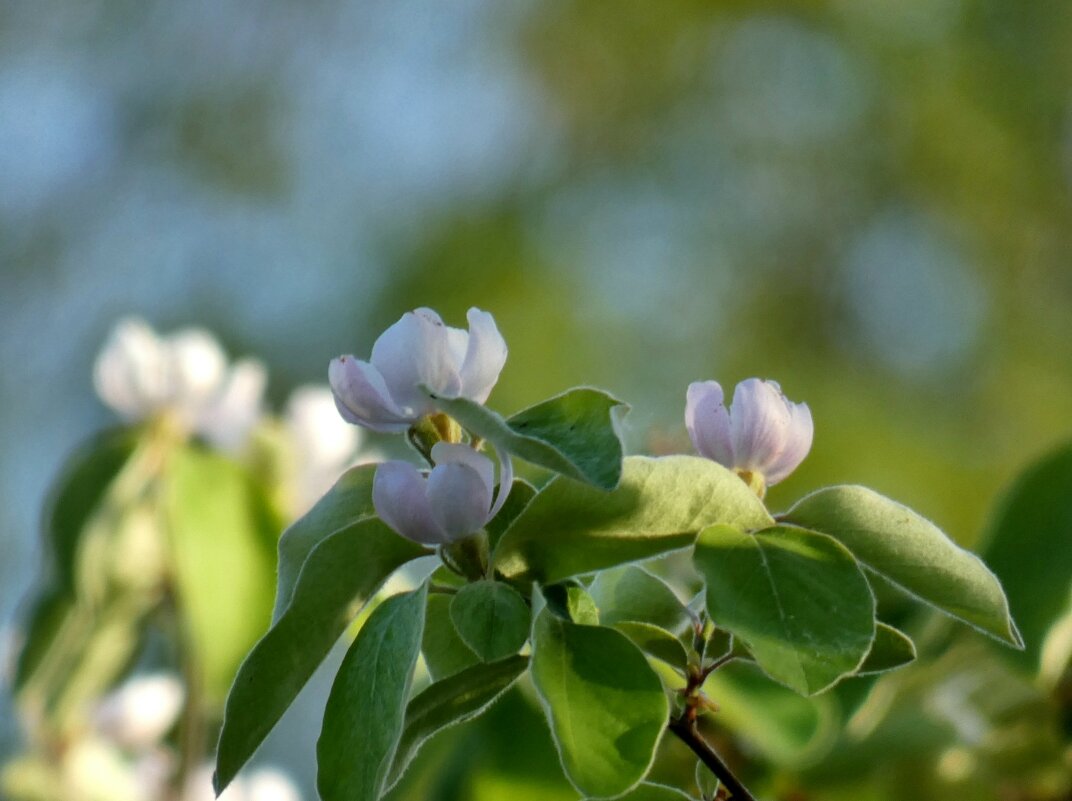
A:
[686,378,813,493]
[372,442,512,545]
[329,307,507,434]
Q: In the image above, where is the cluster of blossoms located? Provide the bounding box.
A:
[329,307,814,547]
[78,674,300,801]
[94,318,374,512]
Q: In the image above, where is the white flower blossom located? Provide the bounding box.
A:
[93,318,266,452]
[329,307,507,433]
[92,673,184,751]
[284,385,381,512]
[686,378,813,488]
[185,764,301,801]
[373,443,512,545]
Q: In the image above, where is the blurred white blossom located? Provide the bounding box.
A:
[93,318,266,452]
[92,673,184,752]
[185,764,301,801]
[285,385,379,512]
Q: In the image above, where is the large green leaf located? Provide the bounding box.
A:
[980,443,1072,668]
[44,427,139,595]
[530,602,669,798]
[493,456,773,584]
[317,585,427,801]
[164,446,278,704]
[385,655,529,792]
[213,519,427,794]
[273,464,377,621]
[589,565,692,635]
[783,485,1021,647]
[449,581,531,662]
[693,524,875,695]
[427,387,627,490]
[856,623,916,676]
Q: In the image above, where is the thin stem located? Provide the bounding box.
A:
[668,716,757,801]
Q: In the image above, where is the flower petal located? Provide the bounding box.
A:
[328,356,412,433]
[430,442,495,501]
[764,400,814,486]
[457,308,508,404]
[685,381,735,467]
[486,444,514,522]
[168,328,228,409]
[730,378,791,473]
[370,308,462,414]
[196,359,267,452]
[93,318,168,419]
[373,461,448,545]
[426,462,492,542]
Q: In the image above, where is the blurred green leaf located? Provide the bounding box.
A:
[317,585,427,801]
[12,588,73,694]
[214,519,427,794]
[493,456,773,584]
[423,593,479,681]
[695,762,720,800]
[164,447,277,704]
[784,485,1022,647]
[857,623,916,676]
[386,654,529,792]
[530,600,668,798]
[449,581,530,662]
[613,621,690,672]
[589,565,691,635]
[703,660,840,767]
[273,464,377,621]
[541,581,600,625]
[693,524,875,696]
[981,443,1072,669]
[427,387,628,490]
[44,427,139,596]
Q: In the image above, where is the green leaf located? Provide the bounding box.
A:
[783,485,1021,647]
[980,443,1072,668]
[702,660,839,766]
[213,519,427,794]
[423,593,479,681]
[693,524,875,695]
[613,621,690,672]
[609,782,696,800]
[317,585,427,801]
[530,601,669,798]
[273,464,377,621]
[857,623,916,676]
[541,582,600,625]
[385,655,529,792]
[164,447,278,704]
[12,589,73,693]
[427,387,628,490]
[44,427,139,595]
[486,479,538,552]
[695,763,720,800]
[589,565,691,635]
[494,456,773,584]
[449,581,531,662]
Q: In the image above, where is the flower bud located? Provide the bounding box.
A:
[329,307,507,434]
[685,378,813,492]
[372,442,512,545]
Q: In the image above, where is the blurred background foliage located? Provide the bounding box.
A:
[1,0,1070,799]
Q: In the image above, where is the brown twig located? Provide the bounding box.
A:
[668,715,757,801]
